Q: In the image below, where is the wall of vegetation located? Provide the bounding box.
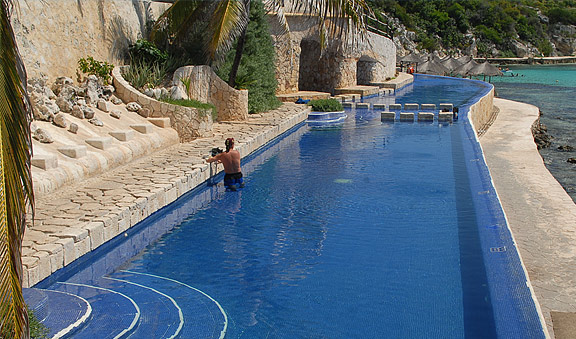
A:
[368,0,576,56]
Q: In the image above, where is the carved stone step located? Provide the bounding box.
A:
[86,137,113,150]
[147,118,171,128]
[31,155,58,170]
[109,130,134,142]
[130,124,154,134]
[57,145,87,158]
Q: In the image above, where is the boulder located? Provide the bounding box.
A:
[71,105,85,119]
[97,99,110,112]
[88,118,104,127]
[137,107,151,118]
[34,105,55,122]
[110,95,123,105]
[51,76,74,96]
[53,113,68,128]
[143,88,155,98]
[68,123,79,134]
[110,110,122,119]
[83,107,95,119]
[33,128,54,143]
[170,86,188,100]
[126,102,142,112]
[56,96,73,113]
[84,75,102,105]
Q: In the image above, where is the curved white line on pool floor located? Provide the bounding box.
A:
[58,282,140,339]
[34,288,93,339]
[121,270,228,339]
[104,277,184,339]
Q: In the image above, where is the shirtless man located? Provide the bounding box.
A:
[206,138,244,190]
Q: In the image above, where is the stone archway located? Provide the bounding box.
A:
[298,39,322,91]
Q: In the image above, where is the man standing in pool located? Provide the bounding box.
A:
[206,138,244,191]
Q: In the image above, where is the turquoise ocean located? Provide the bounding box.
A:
[491,64,576,202]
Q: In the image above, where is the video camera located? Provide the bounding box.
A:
[210,147,224,157]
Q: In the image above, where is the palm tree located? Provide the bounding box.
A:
[0,0,35,338]
[151,0,372,87]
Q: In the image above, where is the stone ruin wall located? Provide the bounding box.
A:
[468,87,496,135]
[172,66,248,122]
[269,15,397,94]
[11,0,168,83]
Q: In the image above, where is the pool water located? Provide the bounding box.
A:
[37,76,545,338]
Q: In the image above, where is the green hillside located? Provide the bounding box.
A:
[368,0,576,56]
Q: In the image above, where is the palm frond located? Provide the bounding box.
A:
[205,0,248,62]
[263,0,289,35]
[150,0,204,44]
[0,0,34,338]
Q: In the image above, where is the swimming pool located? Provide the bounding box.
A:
[34,75,545,338]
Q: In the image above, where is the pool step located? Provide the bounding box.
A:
[307,111,347,126]
[27,271,228,339]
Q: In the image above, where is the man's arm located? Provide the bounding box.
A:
[206,153,222,163]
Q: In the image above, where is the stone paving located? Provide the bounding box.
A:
[481,98,576,339]
[22,103,309,288]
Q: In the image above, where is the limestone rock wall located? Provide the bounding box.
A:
[11,0,168,82]
[270,15,396,94]
[172,65,248,121]
[468,87,495,134]
[113,67,213,141]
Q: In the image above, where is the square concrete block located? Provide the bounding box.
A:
[438,112,454,122]
[421,104,436,111]
[58,145,87,158]
[439,103,453,111]
[418,112,435,121]
[148,117,171,128]
[356,103,370,109]
[381,112,396,121]
[109,130,135,142]
[32,155,58,170]
[404,103,419,111]
[373,104,387,110]
[399,112,415,122]
[342,102,354,108]
[389,104,402,110]
[131,124,154,134]
[86,137,114,150]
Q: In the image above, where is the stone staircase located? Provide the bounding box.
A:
[25,270,227,338]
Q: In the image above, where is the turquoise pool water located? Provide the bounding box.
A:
[492,64,576,201]
[34,76,545,338]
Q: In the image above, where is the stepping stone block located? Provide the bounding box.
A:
[373,104,387,110]
[421,104,436,111]
[86,137,113,150]
[58,146,87,158]
[439,103,453,111]
[130,124,154,134]
[404,103,419,111]
[356,103,370,109]
[438,112,454,122]
[399,113,415,122]
[418,112,435,121]
[109,130,134,142]
[31,155,58,170]
[148,117,171,128]
[342,102,354,108]
[381,112,396,121]
[389,104,402,110]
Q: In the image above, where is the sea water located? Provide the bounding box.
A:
[491,64,576,201]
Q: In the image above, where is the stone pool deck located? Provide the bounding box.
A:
[22,103,309,288]
[482,98,576,339]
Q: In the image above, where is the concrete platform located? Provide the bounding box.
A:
[334,85,379,97]
[276,91,331,103]
[481,98,576,338]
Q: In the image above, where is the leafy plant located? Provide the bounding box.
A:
[122,60,167,90]
[179,76,192,96]
[77,56,114,84]
[128,39,168,65]
[29,308,49,339]
[308,99,343,112]
[159,98,218,121]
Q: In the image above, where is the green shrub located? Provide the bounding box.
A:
[308,99,343,112]
[78,56,114,84]
[29,308,50,339]
[129,39,168,65]
[122,60,168,90]
[215,0,281,114]
[159,98,218,121]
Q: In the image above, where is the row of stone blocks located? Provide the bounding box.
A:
[343,102,454,111]
[381,111,454,123]
[31,118,171,170]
